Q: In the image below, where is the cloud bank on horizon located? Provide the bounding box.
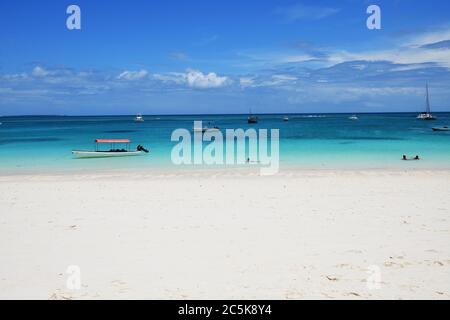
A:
[1,0,450,115]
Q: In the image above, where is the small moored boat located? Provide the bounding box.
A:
[193,122,220,133]
[247,108,258,124]
[72,139,149,158]
[134,114,144,122]
[247,116,258,124]
[349,115,358,120]
[193,127,220,133]
[432,126,450,132]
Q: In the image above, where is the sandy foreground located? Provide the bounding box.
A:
[0,168,449,300]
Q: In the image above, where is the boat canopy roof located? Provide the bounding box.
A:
[95,139,130,143]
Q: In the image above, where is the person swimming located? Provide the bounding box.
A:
[402,155,420,160]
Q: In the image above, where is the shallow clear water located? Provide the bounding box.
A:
[0,113,449,173]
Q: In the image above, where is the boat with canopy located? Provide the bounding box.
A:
[72,139,149,158]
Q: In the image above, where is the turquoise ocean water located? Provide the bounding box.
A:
[0,113,449,173]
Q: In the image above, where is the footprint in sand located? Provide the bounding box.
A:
[164,288,190,299]
[321,293,336,299]
[346,249,363,254]
[49,290,73,300]
[285,288,303,299]
[111,280,130,294]
[326,276,339,281]
[346,292,361,297]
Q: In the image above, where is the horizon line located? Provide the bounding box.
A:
[2,110,450,118]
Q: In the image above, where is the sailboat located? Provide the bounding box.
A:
[248,108,258,124]
[417,83,436,120]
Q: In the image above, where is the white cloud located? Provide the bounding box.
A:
[238,26,450,71]
[117,70,149,81]
[330,46,450,69]
[2,72,28,80]
[185,69,230,88]
[239,77,254,87]
[154,69,231,89]
[153,72,186,84]
[281,54,317,63]
[404,28,450,48]
[29,66,79,81]
[248,74,298,88]
[389,63,435,72]
[319,27,450,69]
[32,66,51,77]
[272,74,297,82]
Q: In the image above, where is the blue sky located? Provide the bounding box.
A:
[1,0,450,115]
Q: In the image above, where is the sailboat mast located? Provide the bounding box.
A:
[425,82,431,114]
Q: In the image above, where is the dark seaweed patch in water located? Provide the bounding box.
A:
[0,137,63,145]
[103,130,139,133]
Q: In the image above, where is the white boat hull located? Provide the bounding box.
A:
[432,127,450,132]
[193,128,220,133]
[72,150,144,158]
[417,113,436,120]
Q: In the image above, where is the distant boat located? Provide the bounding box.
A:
[134,114,144,122]
[432,126,450,132]
[349,115,358,120]
[248,109,258,124]
[193,127,220,133]
[417,83,437,120]
[283,116,289,121]
[72,139,148,158]
[193,122,220,133]
[248,116,258,124]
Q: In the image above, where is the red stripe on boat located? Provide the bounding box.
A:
[95,139,130,143]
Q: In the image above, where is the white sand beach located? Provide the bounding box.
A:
[0,168,449,299]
